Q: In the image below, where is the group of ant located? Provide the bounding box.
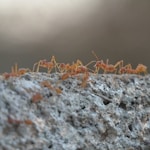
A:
[2,51,148,86]
[31,51,147,76]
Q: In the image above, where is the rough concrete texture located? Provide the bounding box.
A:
[0,73,150,150]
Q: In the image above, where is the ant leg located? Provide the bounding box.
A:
[102,59,109,74]
[57,63,66,73]
[34,61,42,72]
[47,68,51,74]
[32,62,38,72]
[33,60,42,72]
[94,66,99,74]
[11,63,18,74]
[11,64,15,73]
[51,56,59,72]
[114,60,124,74]
[76,59,83,66]
[81,60,95,73]
[81,72,89,87]
[36,62,41,72]
[86,60,96,68]
[15,63,18,73]
[92,50,99,61]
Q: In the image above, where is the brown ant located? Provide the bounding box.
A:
[40,80,62,94]
[33,56,58,73]
[119,64,135,74]
[94,59,123,73]
[11,63,30,75]
[135,64,147,74]
[58,63,71,73]
[3,63,30,79]
[119,63,147,74]
[7,116,33,125]
[80,72,90,87]
[60,59,93,87]
[92,51,123,74]
[31,93,43,103]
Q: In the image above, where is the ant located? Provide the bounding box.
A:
[40,80,62,94]
[33,56,58,73]
[94,59,123,74]
[59,59,94,74]
[11,63,30,75]
[80,72,90,87]
[119,64,135,74]
[32,93,43,103]
[74,59,94,74]
[92,51,123,74]
[60,59,93,87]
[58,63,71,73]
[135,64,147,74]
[59,60,82,80]
[3,63,30,79]
[119,63,147,74]
[7,116,33,125]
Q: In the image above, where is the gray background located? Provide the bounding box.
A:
[0,0,150,73]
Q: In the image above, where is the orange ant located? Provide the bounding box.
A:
[33,56,58,73]
[74,59,93,73]
[7,116,22,124]
[119,63,147,74]
[61,73,71,80]
[60,59,92,79]
[59,61,81,80]
[7,116,33,125]
[119,64,135,74]
[60,59,93,87]
[32,93,43,103]
[3,63,30,79]
[80,72,90,87]
[59,62,77,74]
[59,59,93,74]
[61,71,90,88]
[58,63,71,73]
[73,60,93,87]
[92,51,123,74]
[11,63,30,75]
[40,80,62,94]
[135,64,147,74]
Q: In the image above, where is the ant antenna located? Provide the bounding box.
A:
[92,50,99,61]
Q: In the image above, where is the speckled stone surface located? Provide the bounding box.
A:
[0,73,150,150]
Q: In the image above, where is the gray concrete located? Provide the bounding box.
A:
[0,73,150,150]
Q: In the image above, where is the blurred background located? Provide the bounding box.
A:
[0,0,150,73]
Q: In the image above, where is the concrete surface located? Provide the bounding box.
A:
[0,72,150,150]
